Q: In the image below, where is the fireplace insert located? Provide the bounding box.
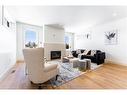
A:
[51,51,61,60]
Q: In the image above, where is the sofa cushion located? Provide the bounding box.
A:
[71,51,78,57]
[83,50,91,55]
[80,49,85,53]
[91,50,96,56]
[81,55,94,59]
[82,50,88,55]
[87,50,91,55]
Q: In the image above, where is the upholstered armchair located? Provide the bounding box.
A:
[23,48,59,87]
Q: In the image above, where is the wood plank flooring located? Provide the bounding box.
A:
[0,62,127,89]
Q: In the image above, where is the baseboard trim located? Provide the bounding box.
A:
[0,60,25,81]
[105,59,127,66]
[0,63,16,81]
[16,60,24,63]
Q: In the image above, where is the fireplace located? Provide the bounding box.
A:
[51,51,61,60]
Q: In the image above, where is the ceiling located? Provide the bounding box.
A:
[5,6,127,32]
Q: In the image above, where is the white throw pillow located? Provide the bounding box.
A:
[91,50,96,56]
[76,49,81,54]
[78,53,85,59]
[82,50,89,55]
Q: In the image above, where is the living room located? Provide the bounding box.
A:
[1,1,127,93]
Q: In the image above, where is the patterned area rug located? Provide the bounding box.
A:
[47,60,102,87]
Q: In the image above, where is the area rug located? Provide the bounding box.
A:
[47,60,102,87]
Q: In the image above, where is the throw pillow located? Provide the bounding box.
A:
[76,49,81,54]
[82,50,89,55]
[91,50,96,56]
[78,54,82,59]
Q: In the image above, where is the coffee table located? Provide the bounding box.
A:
[62,57,91,71]
[78,59,91,71]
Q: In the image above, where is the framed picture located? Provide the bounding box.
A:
[84,31,91,39]
[2,6,16,31]
[105,29,118,45]
[76,31,92,40]
[0,6,3,26]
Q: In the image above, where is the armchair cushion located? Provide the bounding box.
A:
[44,63,58,72]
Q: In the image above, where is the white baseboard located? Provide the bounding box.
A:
[16,60,24,63]
[105,59,127,66]
[0,63,16,81]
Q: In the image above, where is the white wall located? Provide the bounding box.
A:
[0,6,2,26]
[0,6,16,79]
[16,23,66,61]
[75,17,127,65]
[0,25,16,79]
[44,25,66,60]
[16,22,43,60]
[44,25,65,44]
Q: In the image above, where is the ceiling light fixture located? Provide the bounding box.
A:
[112,12,117,17]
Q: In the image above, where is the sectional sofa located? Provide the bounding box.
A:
[71,49,105,65]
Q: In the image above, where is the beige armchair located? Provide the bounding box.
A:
[23,48,59,87]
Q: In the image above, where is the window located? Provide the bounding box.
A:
[64,35,70,49]
[25,30,38,48]
[64,32,74,50]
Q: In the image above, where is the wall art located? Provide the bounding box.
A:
[105,29,118,45]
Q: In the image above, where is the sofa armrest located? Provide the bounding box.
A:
[71,51,78,57]
[95,52,105,60]
[44,63,58,72]
[78,53,85,59]
[101,52,106,59]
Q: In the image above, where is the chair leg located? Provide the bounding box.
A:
[56,75,59,81]
[38,84,43,89]
[30,81,34,84]
[38,86,42,89]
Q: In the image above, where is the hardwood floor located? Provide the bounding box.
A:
[0,62,127,89]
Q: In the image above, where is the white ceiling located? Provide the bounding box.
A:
[5,6,127,32]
